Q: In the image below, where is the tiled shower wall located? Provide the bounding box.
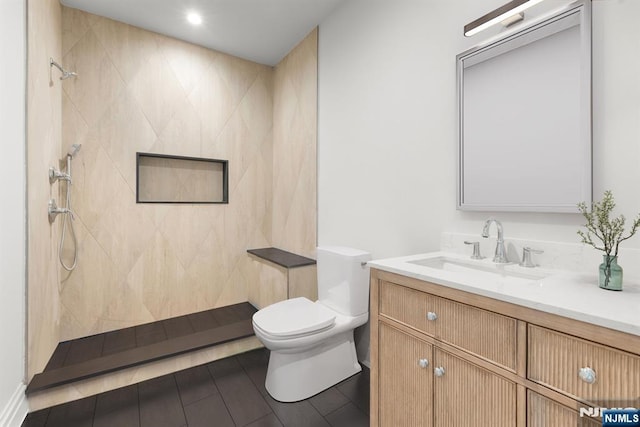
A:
[27,0,63,381]
[272,29,318,256]
[59,7,275,341]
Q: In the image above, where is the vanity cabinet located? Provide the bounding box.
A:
[377,322,516,427]
[527,391,599,427]
[378,323,433,426]
[432,348,516,426]
[370,269,640,427]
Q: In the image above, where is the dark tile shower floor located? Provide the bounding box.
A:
[22,348,370,427]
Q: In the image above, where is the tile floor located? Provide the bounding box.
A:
[22,348,370,427]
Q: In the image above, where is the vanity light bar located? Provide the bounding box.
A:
[464,0,544,37]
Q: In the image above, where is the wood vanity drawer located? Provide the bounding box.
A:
[379,281,517,370]
[528,391,600,427]
[379,280,436,336]
[528,325,640,404]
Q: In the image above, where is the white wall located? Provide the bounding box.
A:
[318,0,640,258]
[318,0,640,366]
[0,0,27,425]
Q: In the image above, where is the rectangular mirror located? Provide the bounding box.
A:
[457,1,591,212]
[136,153,229,204]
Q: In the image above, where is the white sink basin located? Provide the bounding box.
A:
[407,256,546,285]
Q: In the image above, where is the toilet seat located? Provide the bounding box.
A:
[252,297,336,339]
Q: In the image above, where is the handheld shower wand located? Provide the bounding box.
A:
[49,144,81,184]
[49,144,82,271]
[66,144,81,184]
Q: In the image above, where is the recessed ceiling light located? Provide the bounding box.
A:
[187,12,202,26]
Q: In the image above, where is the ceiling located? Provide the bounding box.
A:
[60,0,346,66]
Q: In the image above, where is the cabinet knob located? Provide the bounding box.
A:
[418,358,429,368]
[578,367,596,384]
[427,312,438,321]
[434,367,445,377]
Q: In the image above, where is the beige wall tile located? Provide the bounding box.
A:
[62,29,126,127]
[38,9,317,369]
[90,91,157,191]
[157,35,217,96]
[126,231,189,319]
[59,217,121,339]
[128,52,187,135]
[157,96,202,158]
[188,61,238,144]
[272,29,318,256]
[56,8,277,341]
[289,265,318,301]
[27,0,63,381]
[246,257,288,309]
[159,205,218,269]
[91,16,159,84]
[61,7,91,58]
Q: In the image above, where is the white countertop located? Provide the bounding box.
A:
[369,252,640,337]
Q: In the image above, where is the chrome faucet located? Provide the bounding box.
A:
[481,219,509,263]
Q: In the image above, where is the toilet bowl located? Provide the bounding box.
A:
[251,246,371,402]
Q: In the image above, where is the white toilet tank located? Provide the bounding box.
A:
[316,246,371,317]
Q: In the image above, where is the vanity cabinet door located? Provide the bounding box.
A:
[378,323,433,427]
[528,391,600,427]
[433,348,516,426]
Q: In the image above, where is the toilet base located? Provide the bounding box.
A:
[264,330,361,402]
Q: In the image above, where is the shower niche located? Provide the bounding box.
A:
[136,153,229,204]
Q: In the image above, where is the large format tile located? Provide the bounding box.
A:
[183,393,234,427]
[174,365,219,406]
[61,7,92,55]
[62,29,126,127]
[64,334,105,366]
[135,321,167,346]
[163,315,194,339]
[93,385,140,427]
[265,396,330,427]
[337,369,370,415]
[102,327,137,356]
[157,35,217,96]
[236,345,270,396]
[324,402,369,427]
[138,375,186,427]
[208,357,272,426]
[89,90,157,192]
[246,413,284,427]
[21,409,49,427]
[91,16,158,84]
[45,396,96,427]
[309,387,350,417]
[45,342,72,371]
[129,52,187,136]
[127,232,188,320]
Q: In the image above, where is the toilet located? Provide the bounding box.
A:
[252,246,371,402]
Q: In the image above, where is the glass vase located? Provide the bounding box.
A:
[599,255,623,291]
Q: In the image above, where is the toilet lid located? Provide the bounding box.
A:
[253,297,336,338]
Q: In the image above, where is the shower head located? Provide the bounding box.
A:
[50,58,78,81]
[61,70,78,80]
[67,144,82,158]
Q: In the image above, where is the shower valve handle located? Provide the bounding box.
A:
[48,199,72,223]
[49,167,71,184]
